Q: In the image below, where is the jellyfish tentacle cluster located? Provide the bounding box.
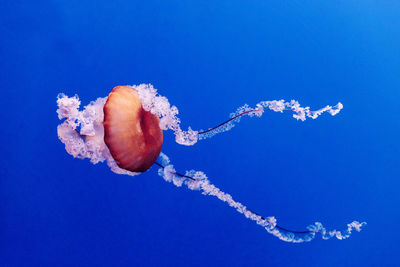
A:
[56,84,366,243]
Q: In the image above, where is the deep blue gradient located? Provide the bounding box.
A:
[1,1,399,266]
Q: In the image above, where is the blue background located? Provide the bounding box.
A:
[1,1,399,266]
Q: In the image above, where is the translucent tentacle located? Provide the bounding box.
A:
[156,152,365,243]
[133,84,343,145]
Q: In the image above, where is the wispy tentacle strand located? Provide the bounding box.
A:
[132,84,343,145]
[156,152,366,243]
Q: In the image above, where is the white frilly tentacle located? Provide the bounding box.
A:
[157,152,366,243]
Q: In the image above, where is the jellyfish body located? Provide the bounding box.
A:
[103,86,163,172]
[56,83,366,243]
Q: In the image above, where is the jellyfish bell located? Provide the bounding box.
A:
[103,86,163,172]
[56,83,365,243]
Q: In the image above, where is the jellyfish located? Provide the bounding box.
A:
[56,84,366,243]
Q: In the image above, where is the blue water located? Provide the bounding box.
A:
[2,1,400,266]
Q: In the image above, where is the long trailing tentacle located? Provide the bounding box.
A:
[155,152,366,243]
[133,84,343,145]
[156,160,314,235]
